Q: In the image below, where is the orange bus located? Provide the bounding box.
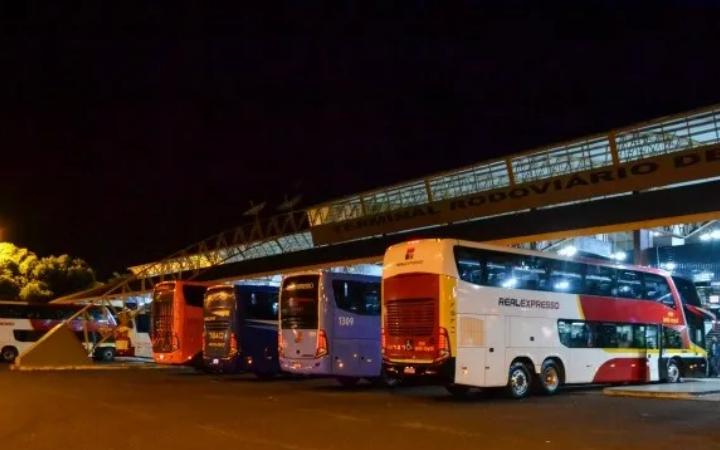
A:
[150,280,211,365]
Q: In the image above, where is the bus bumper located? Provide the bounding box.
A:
[203,355,240,373]
[384,357,455,380]
[280,356,331,375]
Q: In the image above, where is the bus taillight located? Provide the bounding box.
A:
[316,329,328,358]
[278,333,286,357]
[230,332,238,355]
[437,327,450,361]
[381,327,386,355]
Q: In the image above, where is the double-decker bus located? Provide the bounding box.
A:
[150,281,211,365]
[202,284,281,377]
[279,271,382,386]
[0,301,117,363]
[382,239,710,398]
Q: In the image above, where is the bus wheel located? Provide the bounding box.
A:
[537,360,562,395]
[507,362,532,399]
[1,346,18,363]
[665,359,681,383]
[337,377,360,387]
[94,347,115,362]
[445,384,471,398]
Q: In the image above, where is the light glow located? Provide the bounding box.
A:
[558,245,577,257]
[612,251,627,261]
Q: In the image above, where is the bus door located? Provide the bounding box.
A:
[645,324,661,382]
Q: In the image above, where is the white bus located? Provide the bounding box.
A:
[382,239,709,398]
[0,301,117,363]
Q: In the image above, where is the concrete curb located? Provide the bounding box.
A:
[603,386,720,400]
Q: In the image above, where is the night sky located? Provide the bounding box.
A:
[1,3,719,278]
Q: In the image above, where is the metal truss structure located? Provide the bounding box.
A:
[53,103,720,306]
[307,105,720,225]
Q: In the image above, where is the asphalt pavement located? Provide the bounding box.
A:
[0,364,718,450]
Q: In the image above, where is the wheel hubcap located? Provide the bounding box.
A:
[544,368,559,389]
[511,369,528,395]
[668,363,679,382]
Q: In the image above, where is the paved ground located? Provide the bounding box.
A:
[1,364,719,450]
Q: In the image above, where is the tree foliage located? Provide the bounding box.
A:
[0,243,97,302]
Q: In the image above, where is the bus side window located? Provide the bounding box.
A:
[0,304,25,319]
[585,265,615,297]
[245,290,280,321]
[13,330,44,342]
[509,256,549,291]
[548,260,585,294]
[183,285,207,307]
[485,260,511,288]
[136,314,150,333]
[616,270,643,299]
[643,274,674,308]
[332,280,380,316]
[454,247,483,285]
[559,321,652,349]
[558,320,593,348]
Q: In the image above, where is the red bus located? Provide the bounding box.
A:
[150,281,211,365]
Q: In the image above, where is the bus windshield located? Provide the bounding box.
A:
[281,275,319,329]
[673,276,702,307]
[153,286,174,304]
[205,289,234,320]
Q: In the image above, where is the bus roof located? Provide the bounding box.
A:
[154,280,214,289]
[391,238,669,277]
[281,270,380,282]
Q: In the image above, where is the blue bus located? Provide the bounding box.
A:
[279,271,382,386]
[202,284,280,377]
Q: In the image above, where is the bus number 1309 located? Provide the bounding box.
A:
[338,316,354,327]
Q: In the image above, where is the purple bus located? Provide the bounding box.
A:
[279,271,382,386]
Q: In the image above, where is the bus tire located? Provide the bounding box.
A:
[445,384,471,398]
[1,346,18,363]
[337,376,360,387]
[536,360,562,395]
[665,359,681,383]
[94,347,115,362]
[507,362,532,399]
